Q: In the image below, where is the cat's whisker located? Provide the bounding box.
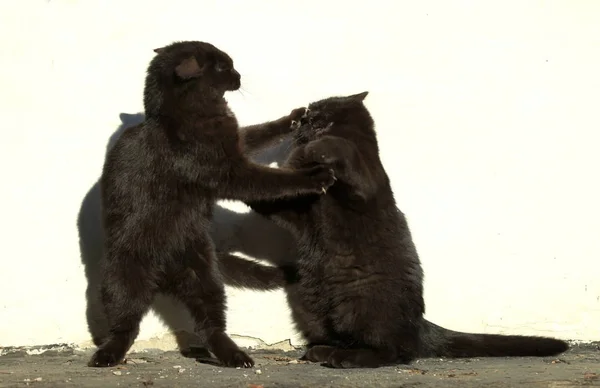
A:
[238,83,256,98]
[284,141,295,153]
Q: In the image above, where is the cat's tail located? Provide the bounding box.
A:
[217,252,286,291]
[418,319,569,358]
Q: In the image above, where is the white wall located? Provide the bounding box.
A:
[1,0,598,349]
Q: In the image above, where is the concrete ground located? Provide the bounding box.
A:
[0,344,598,388]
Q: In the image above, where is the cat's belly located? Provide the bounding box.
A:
[284,277,332,344]
[105,200,212,255]
[286,251,397,346]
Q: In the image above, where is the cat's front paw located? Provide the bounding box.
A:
[289,107,307,130]
[301,165,336,194]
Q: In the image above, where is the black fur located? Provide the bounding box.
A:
[218,253,285,290]
[89,41,335,368]
[220,92,569,368]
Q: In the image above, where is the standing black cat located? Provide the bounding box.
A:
[90,41,335,368]
[220,92,569,368]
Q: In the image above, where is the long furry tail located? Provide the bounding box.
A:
[217,252,285,290]
[419,319,569,358]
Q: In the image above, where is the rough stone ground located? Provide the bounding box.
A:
[0,344,598,388]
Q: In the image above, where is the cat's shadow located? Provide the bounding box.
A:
[77,113,296,355]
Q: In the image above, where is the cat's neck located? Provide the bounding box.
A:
[174,93,229,117]
[148,92,231,121]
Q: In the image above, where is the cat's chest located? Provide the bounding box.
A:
[309,206,365,250]
[296,242,363,285]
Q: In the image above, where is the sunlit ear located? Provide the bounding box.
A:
[349,91,369,101]
[174,56,203,79]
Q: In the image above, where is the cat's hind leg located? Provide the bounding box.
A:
[301,345,337,362]
[88,258,157,367]
[168,242,254,368]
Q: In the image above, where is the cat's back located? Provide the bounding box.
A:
[100,119,194,229]
[102,119,163,195]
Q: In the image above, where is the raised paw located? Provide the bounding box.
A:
[289,107,307,122]
[303,165,336,194]
[88,348,122,368]
[289,107,307,130]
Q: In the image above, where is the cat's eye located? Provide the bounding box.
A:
[215,62,227,72]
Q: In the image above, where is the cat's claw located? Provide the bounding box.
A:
[88,348,122,368]
[321,187,327,194]
[219,349,255,368]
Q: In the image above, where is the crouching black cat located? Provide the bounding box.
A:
[220,91,569,368]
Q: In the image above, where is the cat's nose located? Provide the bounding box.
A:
[230,69,241,89]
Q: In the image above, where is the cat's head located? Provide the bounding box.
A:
[144,41,240,114]
[293,91,374,145]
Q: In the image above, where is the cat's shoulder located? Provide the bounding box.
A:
[107,120,158,162]
[119,119,150,141]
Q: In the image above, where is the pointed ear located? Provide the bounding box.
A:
[153,47,165,54]
[349,91,369,101]
[175,56,203,79]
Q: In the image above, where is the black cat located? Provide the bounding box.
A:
[220,91,569,368]
[90,41,335,368]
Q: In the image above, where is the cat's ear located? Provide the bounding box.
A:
[153,47,166,54]
[174,56,204,79]
[349,91,369,102]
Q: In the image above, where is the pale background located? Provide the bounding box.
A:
[1,0,598,350]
